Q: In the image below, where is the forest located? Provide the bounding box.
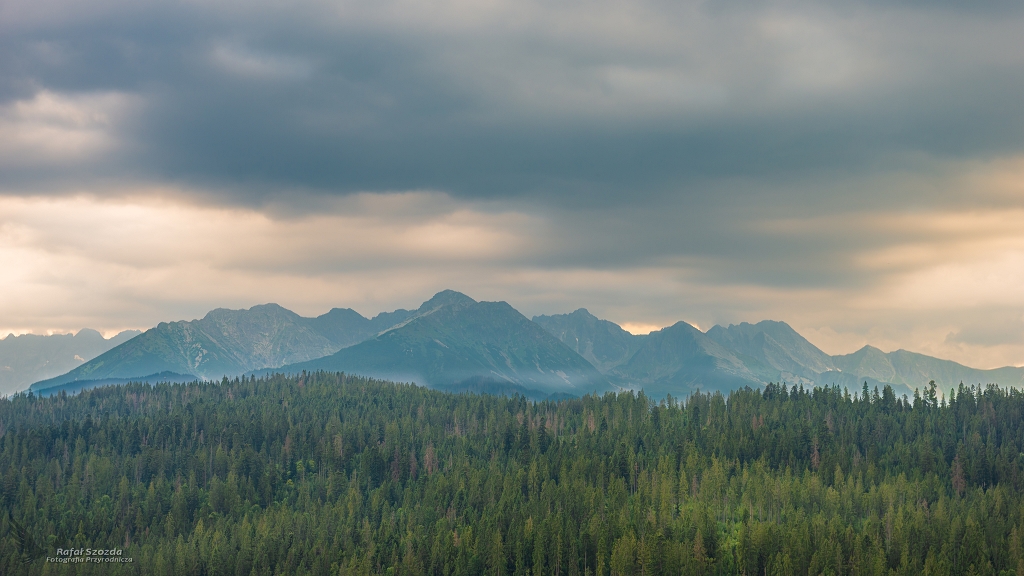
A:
[1,372,1023,575]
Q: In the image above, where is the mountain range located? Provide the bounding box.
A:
[25,290,1024,399]
[30,304,413,395]
[265,291,608,397]
[0,329,140,397]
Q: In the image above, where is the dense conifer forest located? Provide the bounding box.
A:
[2,372,1024,575]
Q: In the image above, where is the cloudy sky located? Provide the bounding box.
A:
[3,0,1024,367]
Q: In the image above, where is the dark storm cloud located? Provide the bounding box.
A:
[3,0,1024,206]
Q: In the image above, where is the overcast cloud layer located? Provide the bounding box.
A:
[3,0,1024,368]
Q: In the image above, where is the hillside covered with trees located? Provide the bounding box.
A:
[2,373,1023,575]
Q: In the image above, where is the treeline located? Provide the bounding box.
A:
[2,373,1024,575]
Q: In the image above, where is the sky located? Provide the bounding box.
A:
[3,0,1024,368]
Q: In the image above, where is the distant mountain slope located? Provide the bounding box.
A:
[0,329,140,396]
[706,320,835,385]
[532,309,646,372]
[539,311,1024,398]
[702,322,1024,396]
[31,304,414,392]
[533,313,813,394]
[832,346,1024,393]
[273,291,610,396]
[612,321,768,396]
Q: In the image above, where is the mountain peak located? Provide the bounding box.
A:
[753,319,793,330]
[717,319,797,334]
[248,303,301,316]
[199,303,296,322]
[418,290,477,311]
[664,321,701,334]
[853,344,886,355]
[316,307,367,321]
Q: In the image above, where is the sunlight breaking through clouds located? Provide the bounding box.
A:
[0,91,138,168]
[3,173,1024,369]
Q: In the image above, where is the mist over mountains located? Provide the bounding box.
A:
[0,329,140,397]
[23,290,1024,399]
